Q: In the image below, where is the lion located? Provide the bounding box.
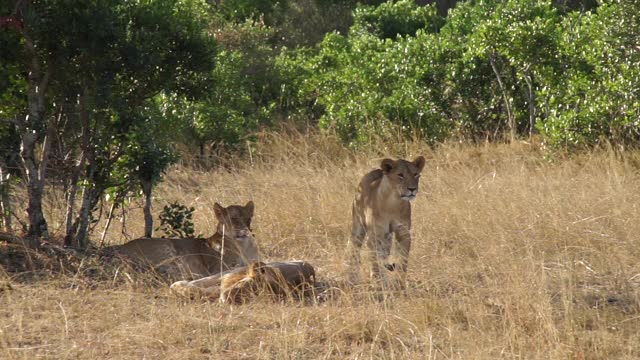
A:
[219,261,316,304]
[347,156,426,286]
[219,261,277,304]
[171,261,316,304]
[106,201,260,280]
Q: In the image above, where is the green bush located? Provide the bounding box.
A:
[352,0,444,39]
[156,202,198,238]
[274,1,450,145]
[538,2,640,147]
[274,0,640,148]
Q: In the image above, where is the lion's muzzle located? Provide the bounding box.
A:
[401,188,418,201]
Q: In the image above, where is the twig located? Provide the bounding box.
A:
[10,210,27,233]
[58,302,69,338]
[8,344,53,351]
[100,198,119,247]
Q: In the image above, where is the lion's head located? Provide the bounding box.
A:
[212,201,260,264]
[380,156,426,201]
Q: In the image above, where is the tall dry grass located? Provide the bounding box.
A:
[3,131,640,359]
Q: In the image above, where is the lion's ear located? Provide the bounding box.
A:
[244,201,255,218]
[413,156,426,172]
[381,158,395,173]
[213,203,225,220]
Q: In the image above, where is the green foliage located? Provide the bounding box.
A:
[119,128,177,185]
[197,50,260,144]
[537,1,640,146]
[274,0,355,47]
[0,0,217,245]
[216,0,283,22]
[156,202,198,238]
[274,1,451,145]
[273,0,640,148]
[215,0,355,48]
[3,0,640,173]
[0,6,27,122]
[0,63,25,121]
[0,123,20,172]
[160,18,279,152]
[73,0,215,230]
[352,0,444,39]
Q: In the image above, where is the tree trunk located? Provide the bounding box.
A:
[63,175,79,247]
[489,51,515,143]
[75,139,97,249]
[72,142,124,249]
[75,183,95,250]
[523,70,536,138]
[18,30,52,247]
[64,91,90,247]
[23,162,48,246]
[0,165,11,232]
[71,179,104,250]
[100,199,118,247]
[141,179,153,238]
[21,128,49,246]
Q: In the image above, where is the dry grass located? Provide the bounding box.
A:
[3,132,640,359]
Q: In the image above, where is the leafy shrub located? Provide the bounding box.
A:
[156,202,198,238]
[352,0,444,39]
[274,0,640,148]
[274,1,451,145]
[537,1,640,147]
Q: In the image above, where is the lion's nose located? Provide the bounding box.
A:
[407,187,417,193]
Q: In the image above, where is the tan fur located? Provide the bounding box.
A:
[219,262,272,304]
[107,202,260,279]
[219,261,316,304]
[347,156,426,285]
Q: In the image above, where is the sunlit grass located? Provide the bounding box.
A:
[3,132,640,359]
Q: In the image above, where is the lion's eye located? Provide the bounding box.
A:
[415,173,420,178]
[398,174,404,179]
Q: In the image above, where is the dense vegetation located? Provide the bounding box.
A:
[1,0,639,247]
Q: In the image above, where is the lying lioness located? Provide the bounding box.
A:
[105,202,260,279]
[171,260,316,304]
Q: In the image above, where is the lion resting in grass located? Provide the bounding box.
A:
[220,261,316,304]
[347,156,426,286]
[171,261,316,304]
[105,202,260,279]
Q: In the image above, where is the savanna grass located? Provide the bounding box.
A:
[2,131,640,359]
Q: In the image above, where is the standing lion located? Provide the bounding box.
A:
[347,156,426,286]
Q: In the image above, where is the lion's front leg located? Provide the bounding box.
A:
[171,279,223,301]
[393,222,412,288]
[188,270,235,288]
[170,280,208,299]
[366,225,392,284]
